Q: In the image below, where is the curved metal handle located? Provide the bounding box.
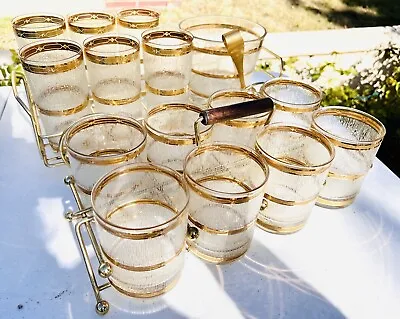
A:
[223,30,246,89]
[260,46,284,78]
[11,70,32,118]
[59,129,71,166]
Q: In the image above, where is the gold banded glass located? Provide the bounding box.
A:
[255,124,334,234]
[19,39,91,150]
[60,113,147,207]
[207,89,271,148]
[311,106,385,208]
[91,162,189,297]
[260,78,322,127]
[67,12,116,45]
[84,34,142,119]
[12,13,67,50]
[184,143,268,263]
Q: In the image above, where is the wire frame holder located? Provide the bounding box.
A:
[64,175,112,315]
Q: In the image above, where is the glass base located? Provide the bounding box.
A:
[256,218,305,235]
[316,195,356,209]
[186,243,248,264]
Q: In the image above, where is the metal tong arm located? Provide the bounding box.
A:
[194,97,274,145]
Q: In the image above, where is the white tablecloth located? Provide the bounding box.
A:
[1,80,400,319]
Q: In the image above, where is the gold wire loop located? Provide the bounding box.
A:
[58,129,71,166]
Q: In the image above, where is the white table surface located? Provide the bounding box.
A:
[1,79,400,319]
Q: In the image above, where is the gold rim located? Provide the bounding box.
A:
[92,163,189,234]
[12,14,66,39]
[20,40,83,74]
[183,143,268,204]
[311,106,386,150]
[64,114,146,165]
[188,215,255,235]
[92,78,141,105]
[68,12,115,34]
[108,274,180,298]
[327,171,365,181]
[103,243,185,271]
[117,9,159,29]
[145,103,212,145]
[142,30,193,56]
[256,124,335,176]
[208,89,271,128]
[261,78,322,113]
[35,85,89,116]
[84,34,139,64]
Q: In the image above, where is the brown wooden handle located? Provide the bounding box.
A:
[199,97,274,125]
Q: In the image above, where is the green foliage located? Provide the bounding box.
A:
[0,49,22,86]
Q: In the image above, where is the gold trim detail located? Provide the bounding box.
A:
[36,86,89,116]
[92,78,141,105]
[263,193,316,206]
[13,14,66,39]
[84,35,139,64]
[316,195,356,209]
[186,242,248,264]
[311,107,386,150]
[68,12,115,34]
[189,88,209,98]
[145,82,187,96]
[261,78,322,113]
[117,9,159,29]
[188,215,255,235]
[327,171,364,181]
[184,144,268,204]
[103,244,185,272]
[108,274,180,298]
[142,30,193,56]
[20,41,83,74]
[194,46,259,56]
[256,218,305,234]
[65,115,146,165]
[75,182,92,195]
[145,103,212,145]
[191,68,252,79]
[256,125,335,176]
[208,90,270,128]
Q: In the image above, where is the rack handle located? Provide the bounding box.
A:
[11,70,32,118]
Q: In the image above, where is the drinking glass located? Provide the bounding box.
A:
[311,106,386,208]
[60,113,147,207]
[184,143,268,263]
[67,12,116,45]
[84,34,142,119]
[255,124,334,234]
[260,78,322,127]
[207,89,271,147]
[12,13,67,50]
[145,103,212,172]
[91,162,189,297]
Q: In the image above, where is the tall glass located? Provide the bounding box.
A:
[311,106,386,208]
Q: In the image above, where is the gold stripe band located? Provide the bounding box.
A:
[189,88,209,98]
[264,193,316,206]
[194,46,259,56]
[37,94,89,116]
[188,215,255,235]
[256,218,305,234]
[92,92,141,105]
[103,244,185,272]
[21,41,83,74]
[108,274,180,298]
[316,195,356,209]
[327,171,364,181]
[84,35,139,65]
[145,82,187,96]
[68,12,115,34]
[142,30,193,56]
[186,242,248,264]
[117,9,159,29]
[13,15,66,39]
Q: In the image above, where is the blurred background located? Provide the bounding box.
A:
[1,0,399,175]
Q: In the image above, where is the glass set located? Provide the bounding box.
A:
[11,9,386,314]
